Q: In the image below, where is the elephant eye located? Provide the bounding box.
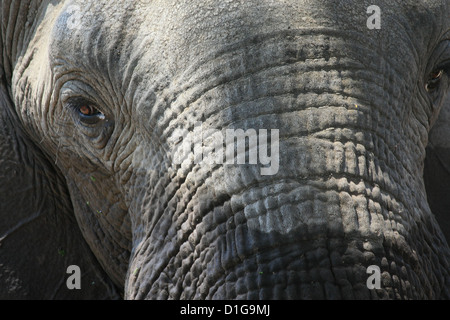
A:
[76,104,105,125]
[425,69,444,92]
[66,99,106,125]
[79,105,98,116]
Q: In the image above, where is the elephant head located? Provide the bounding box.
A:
[1,0,449,299]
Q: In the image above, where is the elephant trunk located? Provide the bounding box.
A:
[124,31,450,299]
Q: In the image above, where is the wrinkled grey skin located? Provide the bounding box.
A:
[1,0,450,299]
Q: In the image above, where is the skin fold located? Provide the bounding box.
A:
[0,0,449,299]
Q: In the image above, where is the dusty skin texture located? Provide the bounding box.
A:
[1,0,450,299]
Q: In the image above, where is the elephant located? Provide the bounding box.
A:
[0,0,449,300]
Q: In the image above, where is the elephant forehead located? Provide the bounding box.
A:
[49,0,365,54]
[48,0,444,73]
[50,1,138,59]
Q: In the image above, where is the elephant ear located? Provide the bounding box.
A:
[425,93,450,245]
[0,81,120,299]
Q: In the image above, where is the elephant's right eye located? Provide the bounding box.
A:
[76,104,105,125]
[66,98,106,126]
[79,105,98,116]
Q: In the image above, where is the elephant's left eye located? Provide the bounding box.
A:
[425,69,444,92]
